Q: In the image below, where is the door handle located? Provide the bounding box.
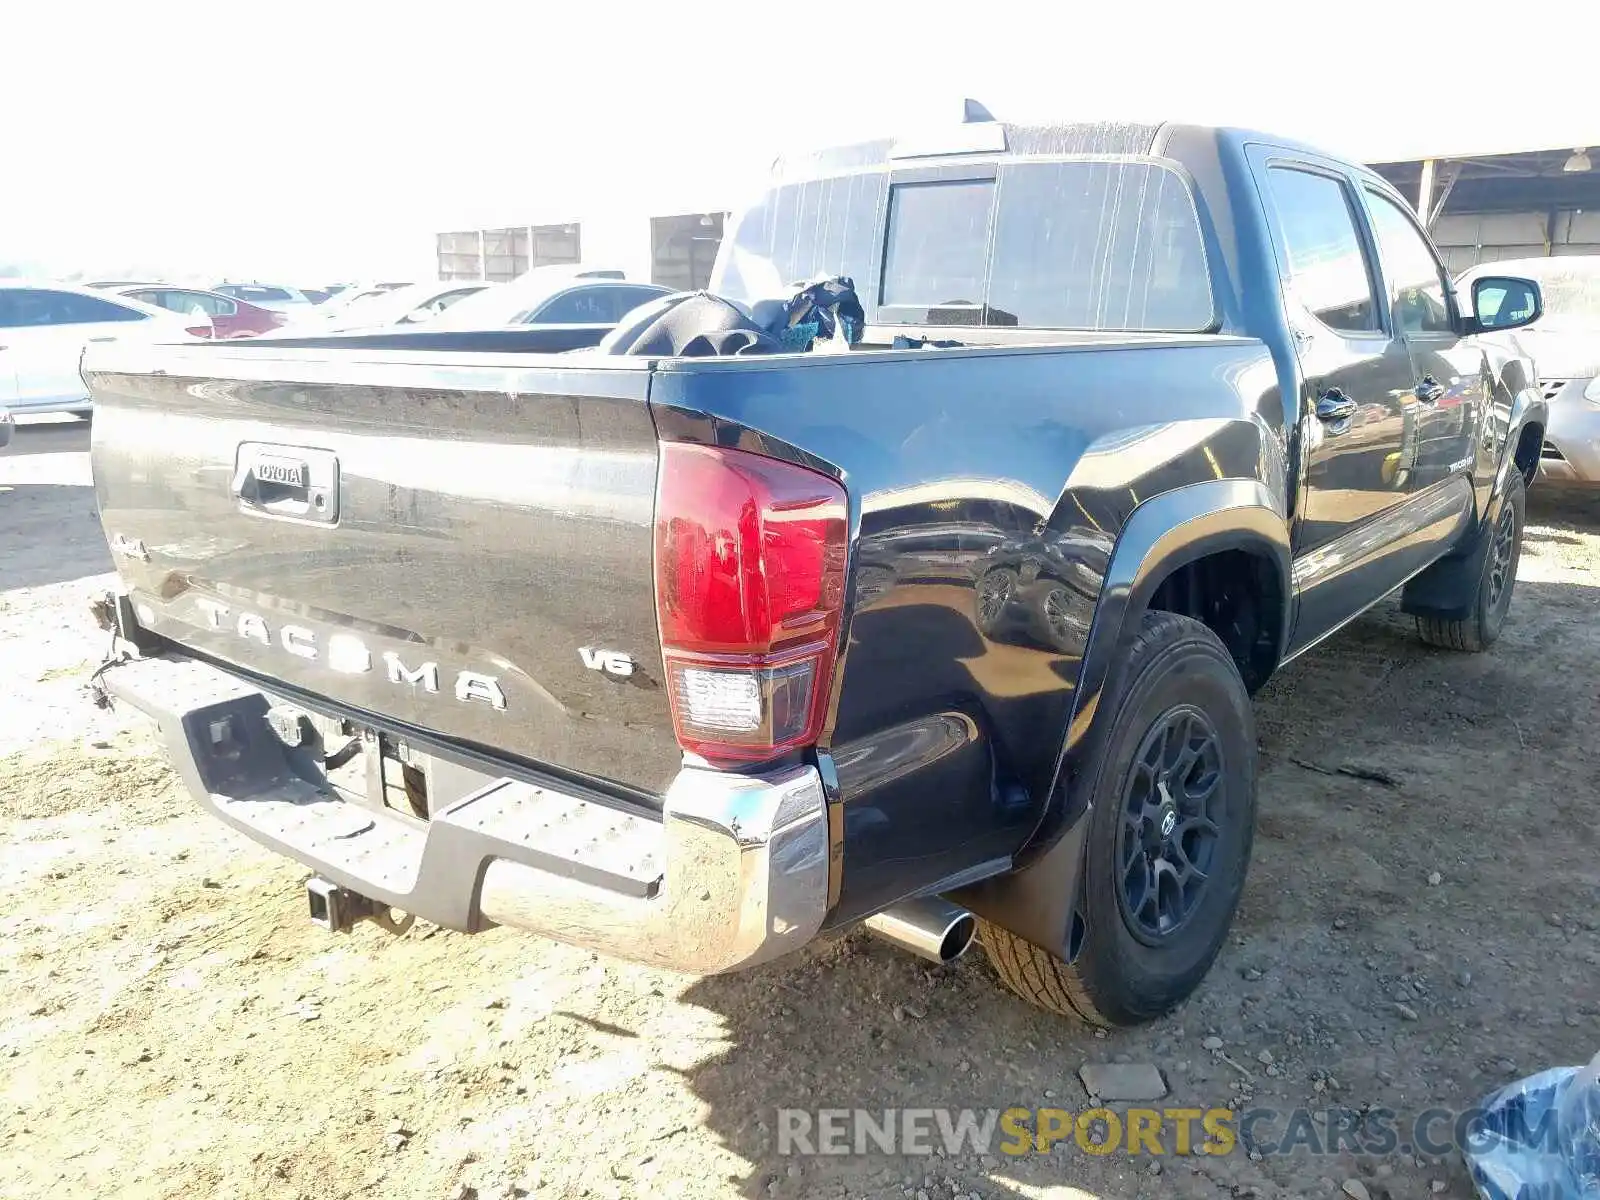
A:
[1416,375,1446,404]
[1315,389,1358,423]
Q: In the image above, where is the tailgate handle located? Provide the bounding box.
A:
[232,443,340,525]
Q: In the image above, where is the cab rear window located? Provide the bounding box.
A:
[880,161,1214,331]
[719,158,1215,333]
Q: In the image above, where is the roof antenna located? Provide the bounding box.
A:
[962,98,997,124]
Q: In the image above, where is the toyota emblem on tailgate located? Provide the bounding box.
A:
[253,457,308,487]
[231,442,339,525]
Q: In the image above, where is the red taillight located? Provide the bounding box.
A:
[654,442,847,765]
[186,325,213,338]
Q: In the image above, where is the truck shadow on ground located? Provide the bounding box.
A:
[0,483,111,591]
[2,419,92,458]
[673,569,1600,1200]
[1527,481,1600,527]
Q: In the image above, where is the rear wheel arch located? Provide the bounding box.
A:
[1068,479,1289,787]
[1138,536,1289,693]
[956,481,1287,961]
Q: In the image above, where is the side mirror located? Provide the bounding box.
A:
[1465,275,1543,334]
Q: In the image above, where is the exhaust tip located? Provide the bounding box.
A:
[864,896,977,965]
[938,910,977,963]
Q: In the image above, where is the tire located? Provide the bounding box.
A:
[981,610,1257,1026]
[1416,470,1525,652]
[1038,583,1093,654]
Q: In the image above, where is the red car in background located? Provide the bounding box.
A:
[108,285,285,338]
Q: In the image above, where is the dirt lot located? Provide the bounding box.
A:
[2,417,1596,1200]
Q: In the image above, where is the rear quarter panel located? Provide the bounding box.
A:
[649,337,1286,923]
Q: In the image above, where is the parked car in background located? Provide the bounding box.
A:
[109,285,285,338]
[311,282,491,331]
[212,283,316,313]
[1458,256,1600,482]
[281,282,413,327]
[0,406,12,449]
[0,281,204,415]
[429,270,670,329]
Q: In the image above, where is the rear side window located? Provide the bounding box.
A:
[178,290,236,317]
[529,288,611,324]
[1263,167,1380,334]
[528,287,666,323]
[0,288,147,327]
[136,289,234,317]
[598,285,670,321]
[219,284,291,302]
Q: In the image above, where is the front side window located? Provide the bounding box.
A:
[1364,191,1454,334]
[1263,167,1380,334]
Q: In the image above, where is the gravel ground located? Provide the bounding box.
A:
[1,417,1597,1200]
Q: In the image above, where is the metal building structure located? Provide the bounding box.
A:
[435,212,725,288]
[436,224,581,282]
[1372,145,1600,272]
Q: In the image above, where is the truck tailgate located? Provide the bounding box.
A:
[85,344,680,799]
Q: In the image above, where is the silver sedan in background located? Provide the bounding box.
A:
[1459,255,1600,482]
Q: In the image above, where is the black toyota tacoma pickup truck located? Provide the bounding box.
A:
[85,118,1547,1027]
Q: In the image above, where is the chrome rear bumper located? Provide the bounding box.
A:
[103,650,829,973]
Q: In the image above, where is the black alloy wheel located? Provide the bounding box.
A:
[1114,705,1224,943]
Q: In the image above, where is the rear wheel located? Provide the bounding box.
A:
[975,567,1017,636]
[1039,583,1093,652]
[982,611,1257,1026]
[1416,471,1525,652]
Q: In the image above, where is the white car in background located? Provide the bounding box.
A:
[0,282,206,416]
[277,282,413,328]
[211,283,316,314]
[428,266,670,329]
[309,281,490,331]
[1457,256,1600,482]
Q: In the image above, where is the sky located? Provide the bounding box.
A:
[3,1,1595,281]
